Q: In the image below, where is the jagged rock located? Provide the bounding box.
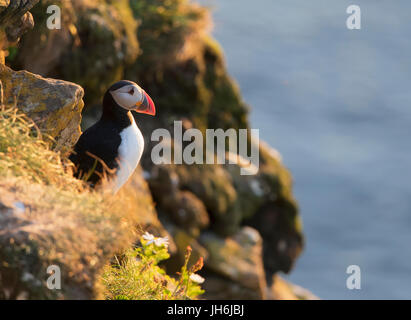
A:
[200,227,267,299]
[0,64,84,151]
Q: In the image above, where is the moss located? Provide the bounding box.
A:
[258,144,303,235]
[202,38,249,130]
[129,0,207,71]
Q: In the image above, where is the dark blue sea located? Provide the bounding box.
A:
[199,0,411,299]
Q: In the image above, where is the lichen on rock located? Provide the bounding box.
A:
[0,64,84,151]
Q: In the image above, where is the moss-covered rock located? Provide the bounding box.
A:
[0,64,84,151]
[200,227,267,299]
[175,164,237,228]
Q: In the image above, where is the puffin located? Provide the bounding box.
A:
[69,80,156,193]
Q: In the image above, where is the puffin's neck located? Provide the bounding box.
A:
[101,92,133,129]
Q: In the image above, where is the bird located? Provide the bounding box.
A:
[69,80,156,193]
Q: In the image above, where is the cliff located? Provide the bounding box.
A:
[0,0,309,299]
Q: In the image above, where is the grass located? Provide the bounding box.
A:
[0,106,139,298]
[0,107,80,187]
[101,233,205,300]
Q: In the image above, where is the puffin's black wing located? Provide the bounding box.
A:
[69,120,122,185]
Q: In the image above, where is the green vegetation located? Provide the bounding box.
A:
[101,233,204,300]
[130,0,208,71]
[0,107,78,186]
[0,107,137,298]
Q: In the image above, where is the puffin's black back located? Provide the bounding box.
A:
[69,119,123,184]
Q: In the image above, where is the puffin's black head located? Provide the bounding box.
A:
[103,80,156,117]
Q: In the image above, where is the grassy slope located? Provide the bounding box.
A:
[0,107,138,299]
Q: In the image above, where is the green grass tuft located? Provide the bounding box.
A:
[0,107,81,187]
[101,233,205,300]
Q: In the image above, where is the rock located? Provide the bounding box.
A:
[0,0,38,63]
[202,273,263,300]
[200,227,267,299]
[0,64,84,151]
[267,275,319,300]
[161,191,209,237]
[147,165,180,197]
[247,201,303,280]
[11,0,77,77]
[230,142,304,277]
[174,164,238,235]
[147,165,209,236]
[164,225,209,273]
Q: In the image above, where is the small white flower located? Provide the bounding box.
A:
[142,232,169,247]
[154,236,169,248]
[189,273,205,284]
[142,232,155,245]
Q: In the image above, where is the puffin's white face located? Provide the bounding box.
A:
[108,81,156,116]
[110,84,144,110]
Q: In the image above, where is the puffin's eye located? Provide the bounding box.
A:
[128,88,134,95]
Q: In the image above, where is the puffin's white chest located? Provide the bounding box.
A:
[113,118,144,193]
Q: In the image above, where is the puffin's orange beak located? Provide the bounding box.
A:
[135,91,156,116]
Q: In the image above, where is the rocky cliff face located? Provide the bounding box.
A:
[1,0,307,299]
